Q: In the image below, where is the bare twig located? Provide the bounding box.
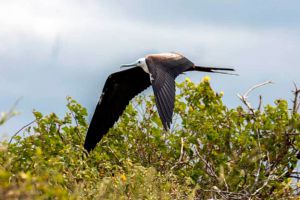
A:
[244,81,273,98]
[251,174,272,197]
[257,95,262,111]
[290,172,300,175]
[292,82,300,114]
[237,80,273,113]
[223,174,229,192]
[199,187,247,200]
[195,139,218,179]
[8,120,36,144]
[251,170,287,197]
[70,110,82,140]
[56,124,66,144]
[171,137,185,170]
[288,175,300,179]
[0,98,22,125]
[194,147,217,178]
[178,137,184,162]
[107,146,121,163]
[252,129,263,191]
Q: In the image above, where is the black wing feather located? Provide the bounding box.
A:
[151,71,176,130]
[146,53,193,130]
[84,67,151,152]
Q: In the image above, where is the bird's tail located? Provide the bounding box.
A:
[190,66,238,75]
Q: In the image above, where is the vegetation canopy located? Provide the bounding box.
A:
[0,78,299,199]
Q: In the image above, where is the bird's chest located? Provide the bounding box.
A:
[141,64,154,82]
[141,63,150,74]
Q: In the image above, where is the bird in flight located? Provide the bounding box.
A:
[84,52,235,152]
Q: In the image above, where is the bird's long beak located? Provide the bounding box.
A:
[120,62,138,68]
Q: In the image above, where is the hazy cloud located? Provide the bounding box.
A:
[1,0,300,137]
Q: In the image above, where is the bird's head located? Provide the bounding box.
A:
[121,57,147,68]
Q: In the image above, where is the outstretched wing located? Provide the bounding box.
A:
[150,67,176,130]
[84,67,151,152]
[146,53,194,130]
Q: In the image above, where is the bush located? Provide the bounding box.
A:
[0,78,299,199]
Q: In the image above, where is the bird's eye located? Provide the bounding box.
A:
[138,61,141,63]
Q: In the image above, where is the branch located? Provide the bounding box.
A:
[199,187,247,200]
[252,129,263,191]
[244,81,274,98]
[70,110,82,140]
[237,80,273,113]
[178,137,184,162]
[0,98,22,125]
[8,120,36,144]
[257,95,262,111]
[251,170,287,197]
[107,146,121,163]
[288,175,300,179]
[195,139,218,180]
[171,137,186,170]
[292,82,300,114]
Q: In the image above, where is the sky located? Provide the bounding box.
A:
[1,0,300,138]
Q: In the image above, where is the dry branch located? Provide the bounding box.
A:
[237,80,273,113]
[292,82,300,114]
[8,120,36,144]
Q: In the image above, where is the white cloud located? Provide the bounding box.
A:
[0,0,299,136]
[1,0,299,71]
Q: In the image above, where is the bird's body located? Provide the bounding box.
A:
[84,52,235,152]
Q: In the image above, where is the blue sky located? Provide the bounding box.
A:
[1,0,300,138]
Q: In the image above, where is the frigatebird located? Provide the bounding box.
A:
[84,52,235,152]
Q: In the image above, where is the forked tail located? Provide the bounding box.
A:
[188,66,237,75]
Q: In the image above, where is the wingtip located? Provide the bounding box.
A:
[162,121,171,131]
[83,142,93,153]
[84,134,98,153]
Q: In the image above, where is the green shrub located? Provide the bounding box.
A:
[0,78,299,199]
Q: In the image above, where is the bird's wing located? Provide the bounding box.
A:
[84,67,151,152]
[146,54,194,130]
[151,67,176,130]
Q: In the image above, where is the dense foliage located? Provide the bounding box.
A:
[0,78,300,199]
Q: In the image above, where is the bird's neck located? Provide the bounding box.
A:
[141,63,150,74]
[140,62,154,82]
[139,58,150,74]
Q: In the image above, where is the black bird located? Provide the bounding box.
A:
[84,52,235,152]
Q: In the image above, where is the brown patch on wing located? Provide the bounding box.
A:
[145,53,195,130]
[147,52,183,59]
[146,52,185,64]
[146,52,194,73]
